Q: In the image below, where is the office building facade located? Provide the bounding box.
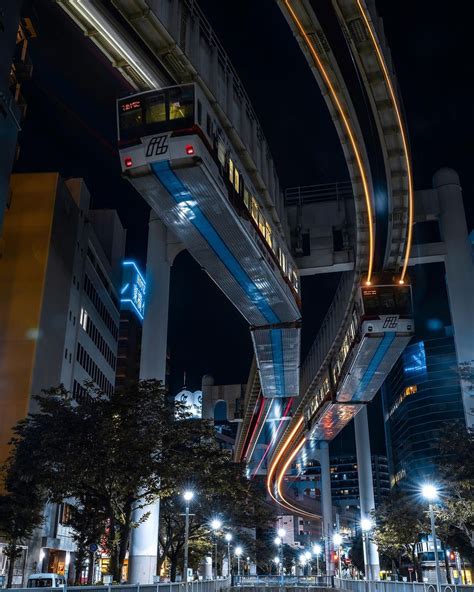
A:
[0,173,125,583]
[382,331,465,487]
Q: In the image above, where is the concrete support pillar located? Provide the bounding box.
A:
[433,168,474,431]
[128,214,171,583]
[354,407,380,580]
[318,441,335,575]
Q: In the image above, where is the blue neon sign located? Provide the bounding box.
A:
[120,261,146,321]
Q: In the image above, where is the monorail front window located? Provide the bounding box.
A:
[362,285,412,316]
[118,85,195,142]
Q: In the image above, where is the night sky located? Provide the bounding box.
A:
[15,0,472,453]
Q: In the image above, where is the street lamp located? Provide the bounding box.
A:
[304,551,312,576]
[225,533,232,577]
[421,483,442,590]
[333,533,343,577]
[183,490,194,584]
[312,544,322,577]
[235,546,243,578]
[274,532,285,586]
[361,518,373,581]
[210,518,223,579]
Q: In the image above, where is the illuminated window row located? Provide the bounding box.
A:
[217,137,299,295]
[306,374,331,423]
[388,384,418,418]
[332,310,359,387]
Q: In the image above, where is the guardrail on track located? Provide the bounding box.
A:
[334,578,474,592]
[11,578,231,592]
[234,575,333,587]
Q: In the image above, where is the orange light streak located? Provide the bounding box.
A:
[355,0,414,281]
[283,0,374,283]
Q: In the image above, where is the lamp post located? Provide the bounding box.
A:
[183,490,194,584]
[276,528,285,585]
[333,533,343,578]
[360,518,373,580]
[225,533,232,577]
[210,519,223,579]
[304,551,312,576]
[274,556,280,576]
[235,547,243,578]
[422,483,442,591]
[312,544,322,578]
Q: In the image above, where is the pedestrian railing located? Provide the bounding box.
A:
[11,577,231,592]
[334,578,474,592]
[233,575,334,587]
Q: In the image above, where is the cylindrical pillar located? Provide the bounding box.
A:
[318,441,335,575]
[128,214,171,583]
[354,407,380,580]
[433,168,474,432]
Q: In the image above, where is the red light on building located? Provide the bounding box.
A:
[124,157,133,168]
[185,144,195,155]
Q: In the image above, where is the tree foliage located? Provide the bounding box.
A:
[0,455,44,587]
[435,421,474,563]
[372,488,429,580]
[3,380,272,582]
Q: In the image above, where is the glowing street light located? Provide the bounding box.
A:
[210,518,223,578]
[224,533,232,577]
[182,490,194,583]
[274,536,282,546]
[235,546,243,577]
[312,544,322,576]
[277,528,286,538]
[421,483,441,591]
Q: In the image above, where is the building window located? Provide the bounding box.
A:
[80,308,88,331]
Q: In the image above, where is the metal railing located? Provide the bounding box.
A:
[233,575,333,587]
[11,578,231,592]
[334,578,474,592]
[285,182,352,206]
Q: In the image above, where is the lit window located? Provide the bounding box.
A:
[234,169,240,193]
[405,385,417,396]
[243,188,251,209]
[80,308,88,331]
[229,159,235,185]
[217,141,226,166]
[251,197,259,223]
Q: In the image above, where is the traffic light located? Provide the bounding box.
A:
[449,551,455,562]
[333,552,338,561]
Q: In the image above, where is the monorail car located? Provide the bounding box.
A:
[306,281,413,440]
[117,83,301,398]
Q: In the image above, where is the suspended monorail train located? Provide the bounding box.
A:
[117,83,301,398]
[305,280,414,440]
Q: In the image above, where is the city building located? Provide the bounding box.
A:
[0,6,36,233]
[115,261,145,391]
[382,330,465,487]
[0,173,125,584]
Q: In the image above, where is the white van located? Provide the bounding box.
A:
[27,574,66,588]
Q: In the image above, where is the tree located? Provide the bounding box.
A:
[0,460,44,587]
[157,447,274,580]
[4,381,215,581]
[372,489,429,581]
[435,421,474,567]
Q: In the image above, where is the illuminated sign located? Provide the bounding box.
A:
[403,341,427,375]
[121,100,141,112]
[120,261,146,321]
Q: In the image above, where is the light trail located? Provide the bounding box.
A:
[354,0,414,282]
[283,0,375,284]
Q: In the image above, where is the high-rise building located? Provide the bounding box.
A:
[382,330,465,487]
[115,261,145,391]
[0,173,125,583]
[0,6,36,233]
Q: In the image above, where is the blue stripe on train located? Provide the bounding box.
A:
[352,332,396,401]
[151,160,286,395]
